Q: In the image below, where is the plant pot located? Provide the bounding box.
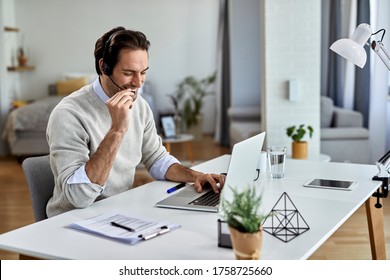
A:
[185,114,204,139]
[228,226,262,260]
[18,55,28,67]
[292,141,308,159]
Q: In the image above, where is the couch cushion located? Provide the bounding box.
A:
[228,107,261,121]
[321,127,369,140]
[230,121,261,146]
[321,96,334,128]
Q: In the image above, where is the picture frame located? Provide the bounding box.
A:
[160,116,176,139]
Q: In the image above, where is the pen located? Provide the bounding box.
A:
[110,222,135,232]
[167,182,186,194]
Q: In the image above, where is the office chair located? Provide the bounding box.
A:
[22,155,54,222]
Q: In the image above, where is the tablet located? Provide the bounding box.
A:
[303,178,358,191]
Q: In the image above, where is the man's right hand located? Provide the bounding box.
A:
[106,89,136,133]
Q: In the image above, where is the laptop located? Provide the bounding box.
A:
[155,132,266,212]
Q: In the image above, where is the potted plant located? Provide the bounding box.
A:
[286,124,313,159]
[17,47,28,67]
[172,72,216,132]
[221,186,266,260]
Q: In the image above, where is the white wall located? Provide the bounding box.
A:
[262,0,321,158]
[12,0,219,113]
[0,0,19,155]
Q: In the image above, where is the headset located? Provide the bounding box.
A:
[101,29,126,90]
[101,30,120,76]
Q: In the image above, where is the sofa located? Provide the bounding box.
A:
[227,96,370,164]
[320,96,370,164]
[227,106,262,146]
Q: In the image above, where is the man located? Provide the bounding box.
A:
[46,27,224,217]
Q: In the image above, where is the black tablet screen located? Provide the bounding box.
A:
[309,179,353,189]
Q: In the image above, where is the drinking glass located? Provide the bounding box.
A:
[267,146,287,179]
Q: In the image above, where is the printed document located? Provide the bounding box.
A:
[68,210,180,245]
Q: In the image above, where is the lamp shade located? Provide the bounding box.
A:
[330,23,372,68]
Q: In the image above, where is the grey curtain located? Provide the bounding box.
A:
[326,0,344,107]
[354,0,370,128]
[215,0,231,146]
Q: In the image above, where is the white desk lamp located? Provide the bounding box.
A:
[330,23,390,71]
[330,24,390,168]
[330,23,390,207]
[330,23,390,178]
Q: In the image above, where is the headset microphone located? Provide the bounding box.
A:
[108,75,126,91]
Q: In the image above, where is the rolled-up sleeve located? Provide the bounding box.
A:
[149,155,180,180]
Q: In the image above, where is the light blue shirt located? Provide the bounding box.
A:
[67,78,179,187]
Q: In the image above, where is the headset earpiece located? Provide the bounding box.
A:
[102,31,118,76]
[102,62,112,76]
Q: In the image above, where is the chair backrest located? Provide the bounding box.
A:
[22,155,54,222]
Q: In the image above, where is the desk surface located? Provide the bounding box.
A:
[0,155,381,259]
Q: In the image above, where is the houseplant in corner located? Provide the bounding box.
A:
[172,72,216,137]
[221,186,266,260]
[286,124,314,159]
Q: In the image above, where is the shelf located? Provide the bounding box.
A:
[4,26,19,32]
[7,65,35,72]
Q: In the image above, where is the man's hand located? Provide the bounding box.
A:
[165,163,226,193]
[193,172,226,193]
[106,89,136,133]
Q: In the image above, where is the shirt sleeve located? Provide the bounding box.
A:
[149,154,180,180]
[66,163,105,193]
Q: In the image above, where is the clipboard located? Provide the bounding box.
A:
[68,210,180,245]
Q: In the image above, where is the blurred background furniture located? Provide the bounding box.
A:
[320,95,370,164]
[22,155,54,222]
[227,106,261,146]
[227,97,370,164]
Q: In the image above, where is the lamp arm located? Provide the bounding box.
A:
[371,41,390,71]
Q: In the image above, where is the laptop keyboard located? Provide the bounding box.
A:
[189,190,220,207]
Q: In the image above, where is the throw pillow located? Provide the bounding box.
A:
[56,77,88,96]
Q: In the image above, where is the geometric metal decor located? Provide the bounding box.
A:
[262,192,310,243]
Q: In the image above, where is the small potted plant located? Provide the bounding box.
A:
[171,72,216,137]
[221,186,266,260]
[286,124,313,159]
[17,47,28,67]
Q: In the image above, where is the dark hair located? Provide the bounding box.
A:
[94,26,151,75]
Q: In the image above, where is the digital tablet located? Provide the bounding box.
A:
[303,178,358,191]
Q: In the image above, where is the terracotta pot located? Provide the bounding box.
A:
[228,226,262,260]
[292,141,308,159]
[18,55,28,67]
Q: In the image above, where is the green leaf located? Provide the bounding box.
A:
[221,185,265,233]
[286,124,314,142]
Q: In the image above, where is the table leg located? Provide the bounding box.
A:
[165,143,171,153]
[365,196,387,260]
[185,142,193,163]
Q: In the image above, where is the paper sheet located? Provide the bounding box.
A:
[68,210,180,245]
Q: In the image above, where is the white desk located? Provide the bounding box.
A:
[0,155,386,259]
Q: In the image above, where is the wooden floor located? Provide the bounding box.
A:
[0,135,389,260]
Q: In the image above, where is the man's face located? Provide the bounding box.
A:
[105,49,149,99]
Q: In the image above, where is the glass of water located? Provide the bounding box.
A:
[267,146,287,179]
